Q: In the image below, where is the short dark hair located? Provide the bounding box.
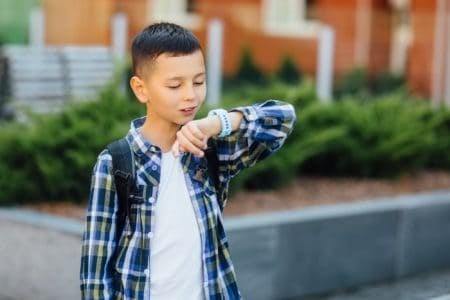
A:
[131,22,202,76]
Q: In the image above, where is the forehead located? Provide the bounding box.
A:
[149,50,205,79]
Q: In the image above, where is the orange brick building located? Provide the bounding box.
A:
[42,0,447,101]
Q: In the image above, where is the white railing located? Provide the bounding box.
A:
[1,45,114,114]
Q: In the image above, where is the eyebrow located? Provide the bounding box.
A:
[166,72,206,81]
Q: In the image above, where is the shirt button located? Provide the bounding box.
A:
[144,269,150,276]
[151,165,157,171]
[150,146,156,152]
[149,197,155,204]
[147,232,154,238]
[203,282,208,288]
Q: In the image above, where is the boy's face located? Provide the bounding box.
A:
[130,49,206,127]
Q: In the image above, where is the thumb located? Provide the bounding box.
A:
[171,140,180,157]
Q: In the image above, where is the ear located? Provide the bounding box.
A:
[129,75,150,104]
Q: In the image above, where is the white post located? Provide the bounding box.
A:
[30,7,45,48]
[431,0,446,107]
[354,0,372,66]
[445,17,450,107]
[111,12,128,61]
[111,13,128,95]
[316,25,335,103]
[206,19,224,107]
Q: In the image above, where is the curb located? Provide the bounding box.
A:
[429,295,450,300]
[1,188,450,237]
[224,188,450,230]
[1,189,450,299]
[0,208,83,236]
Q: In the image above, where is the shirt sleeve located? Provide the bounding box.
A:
[80,150,118,299]
[214,99,296,181]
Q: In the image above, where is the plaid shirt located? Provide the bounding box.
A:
[80,100,296,299]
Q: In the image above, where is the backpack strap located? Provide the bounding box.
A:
[205,138,222,204]
[108,137,221,239]
[107,138,135,242]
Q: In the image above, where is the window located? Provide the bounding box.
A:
[186,0,197,13]
[305,0,317,21]
[149,0,200,29]
[262,0,319,37]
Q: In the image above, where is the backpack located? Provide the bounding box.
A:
[106,138,220,242]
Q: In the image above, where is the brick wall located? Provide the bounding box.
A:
[44,0,115,45]
[116,0,149,48]
[407,0,437,96]
[42,0,440,98]
[193,0,318,76]
[315,0,391,78]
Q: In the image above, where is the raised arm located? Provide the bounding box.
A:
[214,100,296,180]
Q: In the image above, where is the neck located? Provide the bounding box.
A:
[140,115,180,153]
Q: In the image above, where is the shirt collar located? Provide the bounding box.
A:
[125,116,160,157]
[125,117,197,171]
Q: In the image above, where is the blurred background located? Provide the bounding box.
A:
[0,0,450,299]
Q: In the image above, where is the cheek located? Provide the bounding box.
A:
[150,88,179,106]
[196,85,207,101]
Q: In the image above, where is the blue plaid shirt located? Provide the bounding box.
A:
[80,100,296,299]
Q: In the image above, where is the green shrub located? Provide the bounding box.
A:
[0,86,143,204]
[427,107,450,169]
[227,47,268,87]
[298,96,436,177]
[335,68,408,100]
[275,55,302,84]
[371,71,406,95]
[221,79,317,110]
[334,68,370,99]
[1,80,450,204]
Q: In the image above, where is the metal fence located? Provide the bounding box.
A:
[0,45,114,117]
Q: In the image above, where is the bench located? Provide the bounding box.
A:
[0,45,114,115]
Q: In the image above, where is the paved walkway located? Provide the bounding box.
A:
[0,218,81,300]
[0,208,449,300]
[307,270,450,300]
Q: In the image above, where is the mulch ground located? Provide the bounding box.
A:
[22,170,450,220]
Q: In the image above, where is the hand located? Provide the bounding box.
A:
[171,118,218,157]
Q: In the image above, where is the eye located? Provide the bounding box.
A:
[167,84,181,89]
[194,81,204,86]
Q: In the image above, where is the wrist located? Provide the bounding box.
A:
[207,108,232,137]
[205,115,221,137]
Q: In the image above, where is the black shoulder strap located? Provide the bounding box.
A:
[107,138,135,242]
[205,138,221,198]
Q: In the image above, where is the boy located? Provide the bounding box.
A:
[80,22,296,299]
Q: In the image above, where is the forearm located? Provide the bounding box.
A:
[213,100,296,178]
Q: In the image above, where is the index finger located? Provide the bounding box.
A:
[185,122,206,141]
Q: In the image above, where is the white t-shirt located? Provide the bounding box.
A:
[149,152,204,300]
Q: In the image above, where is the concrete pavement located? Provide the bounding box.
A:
[0,206,450,300]
[308,269,450,300]
[0,218,81,300]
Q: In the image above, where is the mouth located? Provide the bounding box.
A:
[180,106,197,114]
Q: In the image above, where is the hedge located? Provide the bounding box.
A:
[0,80,449,204]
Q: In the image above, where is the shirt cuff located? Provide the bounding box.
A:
[229,105,259,130]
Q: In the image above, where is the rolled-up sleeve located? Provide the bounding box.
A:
[215,99,296,180]
[80,150,118,299]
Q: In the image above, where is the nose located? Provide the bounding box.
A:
[183,83,196,101]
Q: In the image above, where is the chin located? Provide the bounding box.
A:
[177,117,194,126]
